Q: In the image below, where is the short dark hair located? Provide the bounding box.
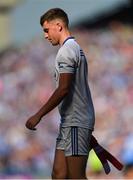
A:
[40,8,69,27]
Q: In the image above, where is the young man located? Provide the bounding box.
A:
[25,8,123,179]
[26,8,95,179]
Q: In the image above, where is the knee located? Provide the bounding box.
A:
[68,170,87,179]
[68,173,87,179]
[51,168,67,179]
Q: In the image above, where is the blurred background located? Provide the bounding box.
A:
[0,0,133,179]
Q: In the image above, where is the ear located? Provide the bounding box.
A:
[57,23,62,32]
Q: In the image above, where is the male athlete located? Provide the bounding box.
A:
[25,8,123,179]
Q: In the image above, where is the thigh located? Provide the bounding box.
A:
[66,155,88,179]
[52,149,67,178]
[65,127,92,179]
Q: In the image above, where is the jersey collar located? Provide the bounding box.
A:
[62,36,75,45]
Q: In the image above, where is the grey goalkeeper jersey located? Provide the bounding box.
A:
[55,37,95,130]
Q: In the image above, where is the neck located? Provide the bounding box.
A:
[59,30,71,46]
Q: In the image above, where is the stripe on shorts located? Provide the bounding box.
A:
[71,127,78,155]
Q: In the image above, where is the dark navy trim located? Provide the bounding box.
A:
[76,127,78,155]
[71,127,78,156]
[71,127,74,155]
[62,36,75,45]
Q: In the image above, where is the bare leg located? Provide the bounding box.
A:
[52,149,67,179]
[66,155,88,179]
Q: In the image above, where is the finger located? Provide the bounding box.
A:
[31,127,37,131]
[28,125,37,131]
[27,127,37,131]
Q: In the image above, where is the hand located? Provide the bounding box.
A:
[25,114,41,130]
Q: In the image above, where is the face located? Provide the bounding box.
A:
[42,20,61,46]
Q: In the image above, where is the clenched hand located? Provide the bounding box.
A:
[25,114,41,130]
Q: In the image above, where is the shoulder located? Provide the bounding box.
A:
[58,39,80,59]
[63,39,80,52]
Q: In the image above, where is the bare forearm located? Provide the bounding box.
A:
[36,88,68,118]
[25,74,73,130]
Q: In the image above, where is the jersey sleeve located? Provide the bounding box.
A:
[57,46,78,74]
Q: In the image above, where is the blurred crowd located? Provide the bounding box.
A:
[0,21,133,179]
